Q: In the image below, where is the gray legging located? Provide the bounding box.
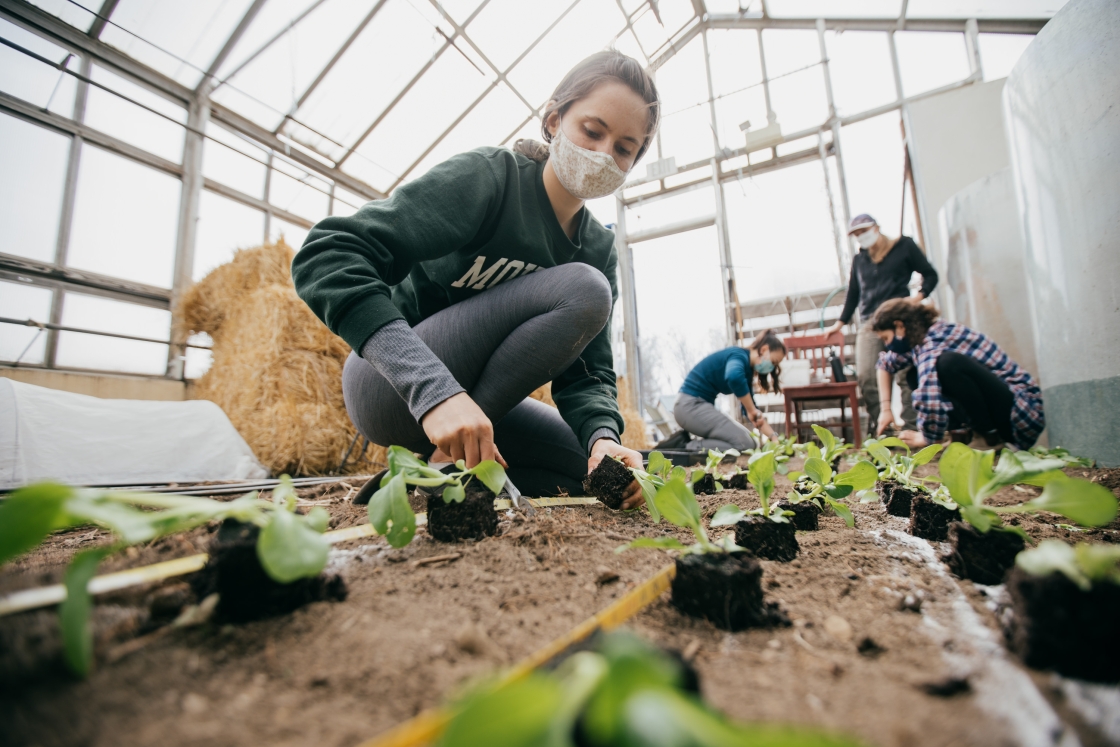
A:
[673,392,757,452]
[342,263,612,496]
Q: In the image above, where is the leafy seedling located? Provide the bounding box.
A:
[863,437,943,490]
[805,423,853,466]
[617,478,742,555]
[368,445,506,548]
[708,452,793,527]
[1015,539,1120,591]
[744,437,801,475]
[1028,445,1095,468]
[625,450,691,523]
[783,458,878,528]
[938,442,1117,537]
[0,476,328,677]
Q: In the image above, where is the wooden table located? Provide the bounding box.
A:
[782,381,862,448]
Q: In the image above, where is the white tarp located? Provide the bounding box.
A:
[0,379,268,489]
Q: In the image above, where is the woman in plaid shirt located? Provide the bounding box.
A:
[869,298,1044,450]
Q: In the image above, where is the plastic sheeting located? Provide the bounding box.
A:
[0,379,268,489]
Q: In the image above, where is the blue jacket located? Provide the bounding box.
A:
[680,348,753,404]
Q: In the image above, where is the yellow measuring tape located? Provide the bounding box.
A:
[0,497,601,617]
[358,563,677,747]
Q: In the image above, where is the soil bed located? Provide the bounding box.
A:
[426,481,499,542]
[582,456,632,510]
[941,522,1024,585]
[776,500,821,532]
[908,493,959,541]
[734,517,799,561]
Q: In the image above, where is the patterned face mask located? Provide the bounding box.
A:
[549,116,628,200]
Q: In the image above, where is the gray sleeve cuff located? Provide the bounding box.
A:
[587,427,621,456]
[360,320,465,423]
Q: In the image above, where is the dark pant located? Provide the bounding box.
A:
[342,263,613,496]
[936,352,1014,443]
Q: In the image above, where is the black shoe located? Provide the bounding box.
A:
[980,429,1005,448]
[352,469,388,505]
[948,428,973,444]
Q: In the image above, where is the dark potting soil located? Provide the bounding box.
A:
[776,500,820,532]
[670,553,789,632]
[734,517,799,562]
[908,493,960,541]
[192,520,347,624]
[691,473,718,495]
[582,456,633,510]
[426,480,499,542]
[881,480,915,517]
[1005,567,1120,683]
[942,522,1025,585]
[726,473,749,491]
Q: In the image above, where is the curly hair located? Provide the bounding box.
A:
[870,298,940,346]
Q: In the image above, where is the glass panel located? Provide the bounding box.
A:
[0,280,52,365]
[826,30,898,115]
[839,111,904,238]
[350,51,490,192]
[611,29,647,66]
[290,0,450,159]
[895,31,970,97]
[68,145,181,288]
[632,225,725,396]
[0,19,77,113]
[440,0,486,24]
[906,0,1067,18]
[216,0,324,79]
[184,332,213,380]
[211,0,386,130]
[405,84,533,184]
[714,86,768,154]
[768,66,829,134]
[631,1,695,55]
[85,65,186,164]
[270,217,310,249]
[99,0,257,89]
[625,184,714,236]
[704,0,745,13]
[761,29,820,79]
[706,30,763,98]
[269,166,330,223]
[466,0,573,73]
[766,0,902,16]
[25,0,97,31]
[584,194,617,227]
[725,159,843,301]
[56,293,171,375]
[506,0,627,108]
[500,116,542,147]
[655,34,708,112]
[195,190,266,281]
[658,105,714,166]
[978,33,1035,82]
[332,187,369,216]
[202,122,268,198]
[0,113,70,263]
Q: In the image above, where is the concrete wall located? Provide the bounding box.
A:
[0,367,186,401]
[904,78,1011,320]
[1004,0,1120,466]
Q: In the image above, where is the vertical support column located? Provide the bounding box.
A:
[45,56,92,369]
[702,29,738,349]
[818,133,846,280]
[167,94,211,378]
[964,18,983,81]
[816,18,852,248]
[614,196,642,412]
[262,152,274,243]
[756,29,776,162]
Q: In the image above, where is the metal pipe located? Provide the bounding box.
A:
[613,197,642,413]
[0,316,212,350]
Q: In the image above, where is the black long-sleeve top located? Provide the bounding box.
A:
[839,236,939,324]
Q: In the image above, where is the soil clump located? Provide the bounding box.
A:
[691,473,718,495]
[775,500,820,531]
[426,481,499,542]
[670,553,788,631]
[941,523,1024,585]
[734,517,799,561]
[908,494,960,541]
[880,479,915,517]
[582,457,633,510]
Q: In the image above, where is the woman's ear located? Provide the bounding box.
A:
[544,104,559,137]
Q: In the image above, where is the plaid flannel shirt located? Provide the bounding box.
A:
[877,320,1044,448]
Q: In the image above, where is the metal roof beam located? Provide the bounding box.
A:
[705,14,1047,34]
[198,0,268,96]
[88,0,118,39]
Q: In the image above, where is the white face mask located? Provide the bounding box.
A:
[856,228,880,249]
[549,117,628,200]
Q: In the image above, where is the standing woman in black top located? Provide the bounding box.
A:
[824,214,939,435]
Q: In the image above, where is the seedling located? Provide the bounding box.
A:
[783,458,878,529]
[1028,445,1095,468]
[368,445,506,547]
[708,452,790,526]
[864,437,943,490]
[624,450,691,523]
[617,478,740,555]
[0,477,329,676]
[1015,540,1120,590]
[805,424,853,467]
[744,437,801,475]
[709,453,799,561]
[689,448,740,494]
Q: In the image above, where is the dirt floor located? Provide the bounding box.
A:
[2,461,1119,747]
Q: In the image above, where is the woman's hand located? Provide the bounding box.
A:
[898,430,929,449]
[876,409,896,437]
[589,439,643,510]
[421,393,507,469]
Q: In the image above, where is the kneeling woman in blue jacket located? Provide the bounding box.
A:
[673,331,787,452]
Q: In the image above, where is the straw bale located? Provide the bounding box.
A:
[176,242,385,476]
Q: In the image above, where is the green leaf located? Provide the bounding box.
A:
[438,672,563,747]
[822,485,853,500]
[64,498,162,545]
[822,497,855,528]
[387,445,427,474]
[669,465,688,483]
[646,451,669,479]
[803,457,832,487]
[272,474,298,509]
[961,504,992,532]
[876,437,910,452]
[442,482,465,504]
[811,424,836,453]
[633,475,661,524]
[1024,478,1118,527]
[0,482,72,566]
[710,504,748,527]
[616,536,690,553]
[467,460,507,496]
[305,506,329,533]
[806,442,822,461]
[1073,543,1120,585]
[911,443,943,466]
[653,479,701,532]
[1016,540,1089,590]
[257,508,330,583]
[369,473,405,536]
[939,442,976,506]
[60,547,112,677]
[834,461,878,491]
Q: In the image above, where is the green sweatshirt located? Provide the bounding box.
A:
[291,146,623,448]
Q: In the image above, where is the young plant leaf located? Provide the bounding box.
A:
[1016,540,1091,590]
[876,437,909,452]
[1021,478,1118,527]
[961,504,993,532]
[654,478,701,532]
[710,504,748,527]
[806,442,822,461]
[1073,543,1120,585]
[442,482,465,504]
[368,473,418,548]
[0,482,72,566]
[60,546,112,677]
[938,442,976,506]
[646,451,669,479]
[822,485,853,500]
[911,443,943,466]
[811,423,836,453]
[616,536,690,553]
[834,461,877,491]
[803,457,832,487]
[257,508,330,583]
[822,497,855,528]
[632,474,661,524]
[305,506,330,533]
[467,460,507,496]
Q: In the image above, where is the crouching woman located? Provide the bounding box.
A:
[870,298,1044,450]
